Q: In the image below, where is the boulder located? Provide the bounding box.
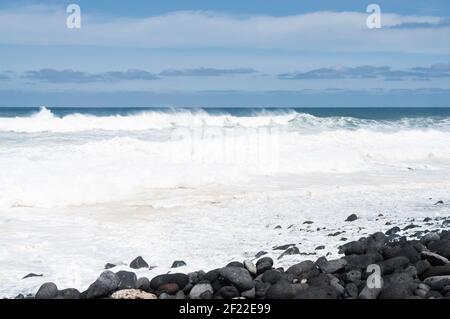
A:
[316,257,347,274]
[256,257,274,275]
[345,283,359,298]
[226,261,245,268]
[189,283,213,299]
[379,283,414,299]
[135,277,150,291]
[286,260,315,277]
[345,270,362,283]
[243,260,257,276]
[218,286,240,299]
[129,256,149,269]
[421,251,449,266]
[56,288,80,299]
[345,214,358,222]
[420,232,440,245]
[428,240,450,259]
[111,289,157,299]
[171,260,187,268]
[116,271,137,290]
[219,267,254,291]
[262,270,283,285]
[266,281,307,299]
[150,273,189,291]
[423,276,450,290]
[295,286,338,299]
[422,265,450,279]
[379,256,410,275]
[86,271,120,299]
[344,253,383,270]
[35,282,58,299]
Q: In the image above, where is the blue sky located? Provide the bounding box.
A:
[0,0,450,107]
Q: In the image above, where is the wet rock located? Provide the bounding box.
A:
[116,271,137,290]
[256,257,274,274]
[111,289,157,299]
[385,227,401,236]
[266,282,307,299]
[255,281,271,298]
[345,270,362,283]
[158,283,179,294]
[278,246,300,260]
[86,271,119,299]
[226,261,245,268]
[135,277,150,291]
[171,260,187,268]
[243,260,257,276]
[423,276,450,290]
[339,241,366,255]
[422,265,450,279]
[22,273,43,279]
[316,257,347,274]
[286,260,315,277]
[218,286,240,299]
[150,273,189,291]
[295,286,338,299]
[345,283,359,298]
[428,240,450,259]
[420,232,440,245]
[426,290,443,299]
[130,256,149,269]
[255,251,267,258]
[189,283,213,299]
[303,221,314,225]
[379,283,414,299]
[35,282,58,299]
[273,244,295,250]
[379,256,410,275]
[403,224,419,231]
[344,253,383,270]
[421,251,449,266]
[219,267,254,291]
[104,263,116,270]
[262,270,282,285]
[345,214,358,222]
[315,245,325,250]
[56,288,80,299]
[241,287,256,299]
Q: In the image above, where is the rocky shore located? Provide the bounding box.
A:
[14,215,450,300]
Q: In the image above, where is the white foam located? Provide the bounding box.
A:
[1,107,450,297]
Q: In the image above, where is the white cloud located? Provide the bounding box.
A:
[0,6,449,53]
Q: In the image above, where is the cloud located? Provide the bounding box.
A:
[0,6,449,53]
[23,69,159,83]
[389,18,450,29]
[279,64,450,81]
[159,67,257,76]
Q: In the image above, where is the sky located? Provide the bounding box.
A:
[0,0,450,107]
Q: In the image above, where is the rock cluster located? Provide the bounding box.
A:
[25,229,450,299]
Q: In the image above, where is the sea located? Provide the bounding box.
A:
[1,106,449,297]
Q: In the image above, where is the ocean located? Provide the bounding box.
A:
[1,106,450,297]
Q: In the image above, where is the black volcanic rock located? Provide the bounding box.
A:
[129,256,149,269]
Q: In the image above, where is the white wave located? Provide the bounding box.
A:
[1,106,450,133]
[1,126,450,209]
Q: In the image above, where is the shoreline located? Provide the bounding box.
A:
[12,214,450,300]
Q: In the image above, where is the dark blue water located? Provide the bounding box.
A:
[1,107,450,120]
